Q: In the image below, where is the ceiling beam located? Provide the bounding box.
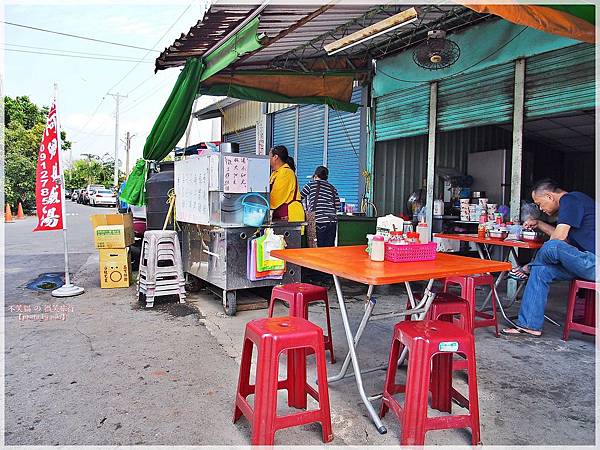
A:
[233,3,337,67]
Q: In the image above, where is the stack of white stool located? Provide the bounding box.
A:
[138,230,186,308]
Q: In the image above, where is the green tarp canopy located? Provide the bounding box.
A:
[120,16,362,206]
[120,17,263,206]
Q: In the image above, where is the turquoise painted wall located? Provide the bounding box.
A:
[373,20,581,98]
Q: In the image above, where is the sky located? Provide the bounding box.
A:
[3,0,222,171]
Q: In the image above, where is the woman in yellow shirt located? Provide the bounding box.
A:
[269,145,305,222]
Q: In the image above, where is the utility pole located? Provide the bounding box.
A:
[120,132,136,176]
[107,92,127,188]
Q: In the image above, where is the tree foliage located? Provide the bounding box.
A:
[4,96,72,211]
[64,154,123,190]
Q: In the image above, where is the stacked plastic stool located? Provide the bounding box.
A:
[138,230,186,308]
[233,316,333,446]
[380,320,481,445]
[563,279,599,341]
[444,274,499,337]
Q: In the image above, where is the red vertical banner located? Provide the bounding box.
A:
[34,100,64,231]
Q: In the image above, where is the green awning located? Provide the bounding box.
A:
[199,83,359,113]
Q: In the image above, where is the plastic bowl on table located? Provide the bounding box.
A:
[522,230,539,241]
[489,230,508,240]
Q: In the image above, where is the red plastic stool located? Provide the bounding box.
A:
[379,320,481,445]
[405,292,472,329]
[428,293,473,374]
[233,316,333,446]
[269,283,335,363]
[444,274,499,337]
[562,279,599,341]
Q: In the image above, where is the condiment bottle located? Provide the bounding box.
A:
[389,231,404,245]
[416,220,430,243]
[370,235,385,261]
[407,232,420,244]
[478,214,487,238]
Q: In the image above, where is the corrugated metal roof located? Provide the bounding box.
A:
[155,2,491,72]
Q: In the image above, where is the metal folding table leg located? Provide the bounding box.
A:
[328,285,376,383]
[331,275,387,434]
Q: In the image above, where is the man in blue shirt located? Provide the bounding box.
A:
[503,178,596,336]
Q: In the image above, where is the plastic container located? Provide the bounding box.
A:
[370,235,385,261]
[145,161,174,230]
[240,193,269,227]
[416,220,430,244]
[433,199,445,216]
[385,242,437,262]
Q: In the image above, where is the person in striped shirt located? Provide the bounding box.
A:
[301,166,341,247]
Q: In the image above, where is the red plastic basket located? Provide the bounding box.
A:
[384,242,438,263]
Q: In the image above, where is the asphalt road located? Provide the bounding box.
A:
[4,201,98,303]
[3,202,258,445]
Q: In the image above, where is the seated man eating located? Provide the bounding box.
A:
[503,178,596,337]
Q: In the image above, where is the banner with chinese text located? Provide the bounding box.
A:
[34,100,64,231]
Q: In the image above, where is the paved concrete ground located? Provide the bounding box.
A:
[4,202,596,446]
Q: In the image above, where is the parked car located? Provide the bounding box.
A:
[65,189,72,199]
[71,189,80,202]
[90,189,117,207]
[83,184,105,205]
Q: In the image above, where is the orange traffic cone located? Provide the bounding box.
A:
[16,202,25,219]
[4,203,14,223]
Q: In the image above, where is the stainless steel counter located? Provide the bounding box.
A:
[180,222,302,315]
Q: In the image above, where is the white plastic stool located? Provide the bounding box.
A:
[138,230,186,308]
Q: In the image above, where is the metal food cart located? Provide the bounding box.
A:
[175,149,301,315]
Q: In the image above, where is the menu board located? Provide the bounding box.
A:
[175,157,210,224]
[208,154,220,191]
[223,155,248,194]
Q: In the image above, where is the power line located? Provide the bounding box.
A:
[125,73,157,96]
[5,48,154,63]
[121,78,174,115]
[1,20,160,52]
[110,2,193,95]
[5,42,151,60]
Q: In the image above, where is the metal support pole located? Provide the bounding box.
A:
[52,83,84,298]
[510,59,525,222]
[425,82,438,237]
[323,105,329,165]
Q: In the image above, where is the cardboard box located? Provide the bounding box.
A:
[91,213,134,249]
[99,248,132,288]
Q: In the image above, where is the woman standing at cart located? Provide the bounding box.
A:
[269,145,305,222]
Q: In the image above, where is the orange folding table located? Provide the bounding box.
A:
[434,233,546,326]
[272,245,510,434]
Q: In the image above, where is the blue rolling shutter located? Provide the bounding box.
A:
[375,84,430,141]
[525,44,595,119]
[297,104,325,191]
[437,62,514,131]
[327,87,362,205]
[223,126,256,154]
[272,107,296,154]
